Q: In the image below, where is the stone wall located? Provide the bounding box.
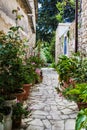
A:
[0,0,37,56]
[79,0,87,56]
[66,0,87,56]
[68,21,75,56]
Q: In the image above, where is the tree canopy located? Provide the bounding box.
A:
[56,0,75,22]
[37,0,58,42]
[37,0,76,42]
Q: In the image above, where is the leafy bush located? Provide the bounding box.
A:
[75,108,87,130]
[66,83,87,103]
[43,47,52,63]
[56,55,76,83]
[12,102,31,119]
[0,28,25,95]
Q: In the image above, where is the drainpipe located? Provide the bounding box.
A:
[75,0,78,53]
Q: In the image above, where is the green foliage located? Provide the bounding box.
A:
[0,8,29,95]
[56,53,87,84]
[56,55,76,83]
[12,102,31,119]
[43,47,52,63]
[25,55,44,83]
[56,0,75,22]
[27,55,44,69]
[50,62,57,69]
[36,34,55,63]
[66,83,87,102]
[37,0,58,42]
[0,27,26,95]
[56,53,87,103]
[49,32,55,61]
[56,78,76,99]
[75,108,87,130]
[56,13,62,22]
[71,53,87,83]
[21,65,33,84]
[40,48,47,63]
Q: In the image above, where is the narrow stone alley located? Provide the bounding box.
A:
[22,68,78,130]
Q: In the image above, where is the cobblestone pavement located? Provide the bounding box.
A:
[17,68,78,130]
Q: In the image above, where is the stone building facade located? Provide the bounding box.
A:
[55,0,87,63]
[0,0,37,56]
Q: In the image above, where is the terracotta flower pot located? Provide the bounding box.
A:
[14,88,25,102]
[23,83,32,100]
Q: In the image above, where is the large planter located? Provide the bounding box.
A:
[4,96,17,107]
[4,116,12,130]
[14,88,25,102]
[23,83,32,100]
[3,106,12,130]
[0,122,4,130]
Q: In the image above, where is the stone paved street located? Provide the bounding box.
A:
[18,68,78,130]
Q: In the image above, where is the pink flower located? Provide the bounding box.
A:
[17,100,20,103]
[35,68,41,75]
[69,78,73,83]
[31,62,36,65]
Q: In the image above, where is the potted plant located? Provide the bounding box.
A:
[56,55,77,86]
[56,77,76,98]
[55,53,87,101]
[22,65,33,100]
[0,26,27,102]
[0,28,26,102]
[71,52,87,83]
[27,55,44,69]
[0,8,28,102]
[65,83,87,110]
[75,108,87,130]
[12,101,31,128]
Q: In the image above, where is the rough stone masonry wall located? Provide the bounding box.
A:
[0,0,36,56]
[79,0,87,56]
[55,27,62,64]
[68,0,87,56]
[68,21,75,56]
[68,0,87,57]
